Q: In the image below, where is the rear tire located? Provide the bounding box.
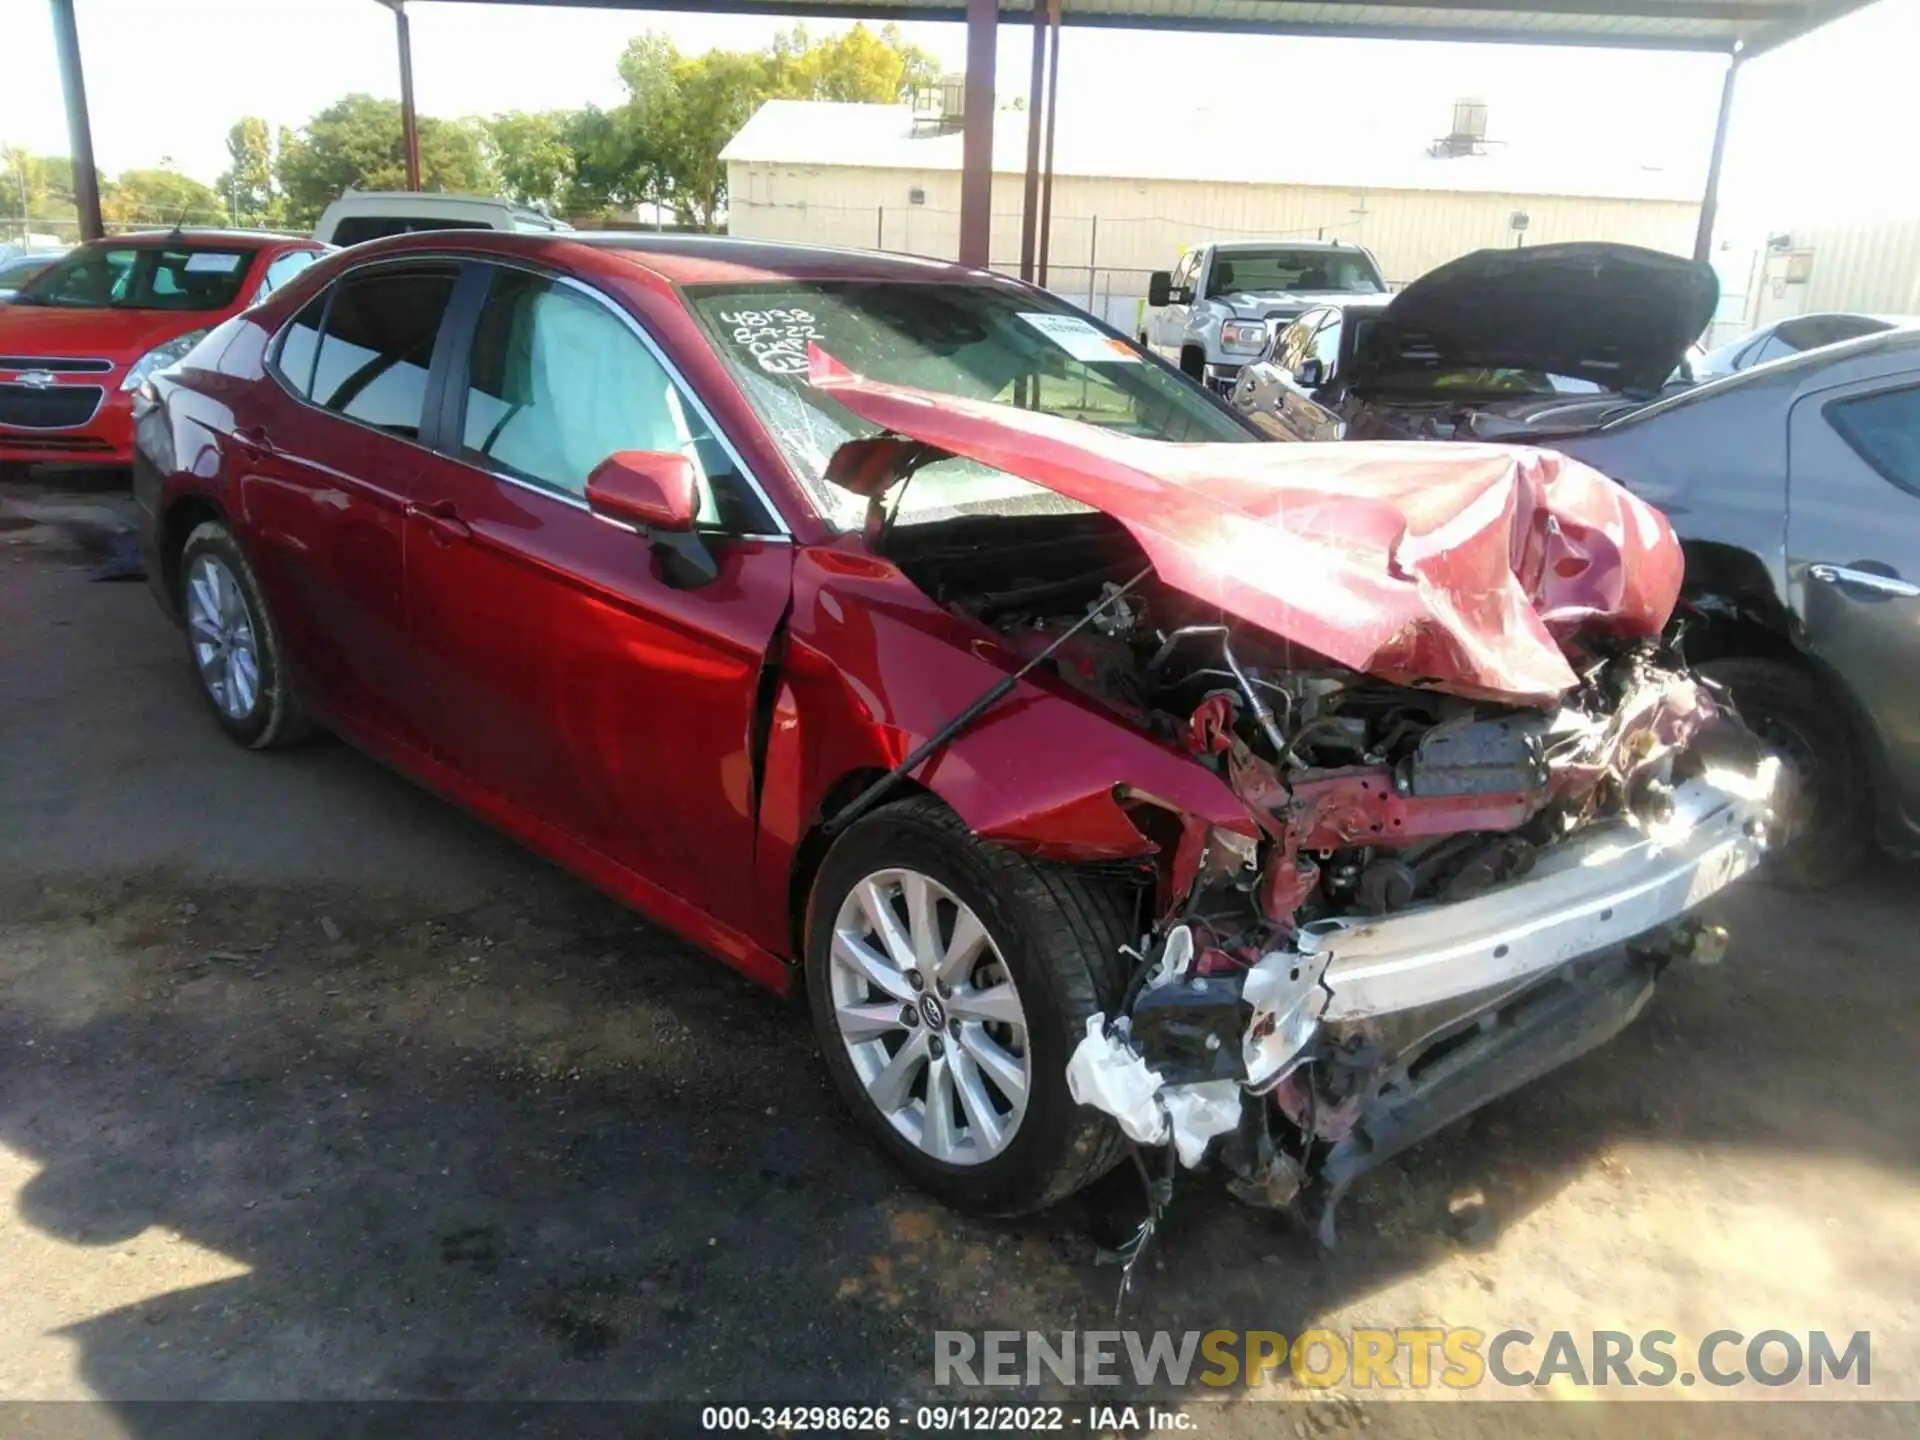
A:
[1700,657,1870,889]
[804,795,1136,1215]
[177,520,317,751]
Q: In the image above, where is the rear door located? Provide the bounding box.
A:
[401,262,794,918]
[1787,369,1920,828]
[243,260,462,751]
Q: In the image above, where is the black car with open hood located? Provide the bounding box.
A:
[1228,241,1719,445]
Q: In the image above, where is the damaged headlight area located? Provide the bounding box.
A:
[1029,598,1784,1286]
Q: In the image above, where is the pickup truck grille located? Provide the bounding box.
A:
[0,383,106,430]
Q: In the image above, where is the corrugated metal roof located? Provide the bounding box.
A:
[474,0,1879,56]
[721,100,1706,201]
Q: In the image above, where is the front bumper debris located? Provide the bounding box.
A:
[1065,756,1780,1234]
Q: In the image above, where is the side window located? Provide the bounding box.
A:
[272,290,329,398]
[1828,384,1920,498]
[456,268,763,529]
[1751,333,1796,367]
[255,249,320,303]
[309,265,459,439]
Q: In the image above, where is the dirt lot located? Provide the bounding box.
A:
[2,487,1917,1436]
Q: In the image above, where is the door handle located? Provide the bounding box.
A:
[1807,562,1920,599]
[405,498,472,545]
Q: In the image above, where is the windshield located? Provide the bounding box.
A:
[1204,249,1383,298]
[14,244,256,311]
[686,280,1252,530]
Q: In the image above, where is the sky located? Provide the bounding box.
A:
[4,0,1918,238]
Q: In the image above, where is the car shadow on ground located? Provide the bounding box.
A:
[3,550,1918,1430]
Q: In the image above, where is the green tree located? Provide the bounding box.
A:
[274,94,494,227]
[486,109,575,211]
[101,169,225,227]
[767,22,938,103]
[216,117,278,224]
[595,23,936,232]
[1,149,77,235]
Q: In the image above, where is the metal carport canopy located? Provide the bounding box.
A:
[47,0,1884,267]
[449,0,1872,54]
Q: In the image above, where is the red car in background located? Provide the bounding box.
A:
[0,230,326,470]
[130,231,1778,1235]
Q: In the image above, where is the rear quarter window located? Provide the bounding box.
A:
[1827,383,1920,497]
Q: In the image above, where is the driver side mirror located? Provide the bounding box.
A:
[586,450,717,588]
[1295,357,1326,389]
[1148,270,1173,307]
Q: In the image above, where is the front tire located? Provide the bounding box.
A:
[1700,657,1870,888]
[178,520,315,750]
[804,796,1135,1215]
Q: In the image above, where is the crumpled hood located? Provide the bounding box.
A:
[810,348,1683,705]
[1349,242,1718,396]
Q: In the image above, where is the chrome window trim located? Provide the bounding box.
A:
[0,382,108,430]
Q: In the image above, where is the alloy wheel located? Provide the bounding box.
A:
[185,553,260,721]
[827,867,1031,1165]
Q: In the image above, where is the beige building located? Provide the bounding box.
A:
[721,99,1704,328]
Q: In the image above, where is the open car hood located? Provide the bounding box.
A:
[810,348,1683,705]
[1348,242,1718,396]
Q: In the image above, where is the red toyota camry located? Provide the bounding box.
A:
[0,229,326,469]
[132,230,1777,1229]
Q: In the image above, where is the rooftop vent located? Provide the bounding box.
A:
[912,75,968,134]
[1431,97,1494,158]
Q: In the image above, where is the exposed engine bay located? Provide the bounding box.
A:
[888,509,1766,1295]
[895,511,1714,937]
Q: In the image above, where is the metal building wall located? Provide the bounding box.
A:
[727,158,1701,324]
[1790,219,1920,315]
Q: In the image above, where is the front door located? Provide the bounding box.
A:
[401,263,795,920]
[1787,372,1920,831]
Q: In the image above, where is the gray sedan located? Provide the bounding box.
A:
[1554,328,1920,885]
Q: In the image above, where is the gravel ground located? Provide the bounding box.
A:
[2,486,1916,1437]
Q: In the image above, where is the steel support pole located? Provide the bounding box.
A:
[1019,2,1049,281]
[394,2,423,192]
[958,0,996,268]
[1694,55,1740,263]
[1036,0,1061,287]
[49,0,103,242]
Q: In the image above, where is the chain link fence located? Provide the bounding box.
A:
[727,199,1402,330]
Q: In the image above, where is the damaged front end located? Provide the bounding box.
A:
[1058,620,1778,1249]
[805,350,1782,1261]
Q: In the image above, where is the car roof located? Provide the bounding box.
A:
[1208,239,1360,254]
[341,228,1013,287]
[1607,325,1920,427]
[83,229,306,249]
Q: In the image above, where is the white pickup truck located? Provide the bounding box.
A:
[1144,239,1389,394]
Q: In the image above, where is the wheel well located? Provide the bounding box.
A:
[786,769,937,961]
[156,495,228,614]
